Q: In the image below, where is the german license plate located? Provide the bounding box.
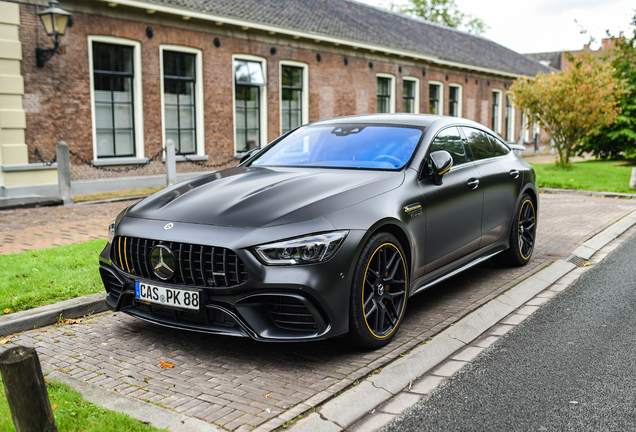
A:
[135,281,199,310]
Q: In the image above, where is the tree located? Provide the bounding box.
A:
[391,0,489,35]
[580,13,636,159]
[510,53,627,167]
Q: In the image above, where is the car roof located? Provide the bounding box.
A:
[308,113,488,131]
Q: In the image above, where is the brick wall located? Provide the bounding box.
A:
[19,3,524,182]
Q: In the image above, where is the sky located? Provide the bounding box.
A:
[355,0,635,54]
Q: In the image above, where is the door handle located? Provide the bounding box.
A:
[467,178,480,189]
[509,169,520,179]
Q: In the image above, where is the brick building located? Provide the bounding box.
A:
[0,0,550,198]
[526,38,616,71]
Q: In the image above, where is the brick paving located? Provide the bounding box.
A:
[1,194,635,431]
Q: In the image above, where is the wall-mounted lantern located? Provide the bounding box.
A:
[36,1,72,68]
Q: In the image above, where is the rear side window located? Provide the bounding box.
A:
[428,127,468,166]
[489,135,511,157]
[461,127,492,161]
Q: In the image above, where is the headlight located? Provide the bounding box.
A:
[254,231,348,265]
[107,220,116,244]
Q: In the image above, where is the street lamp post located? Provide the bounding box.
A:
[36,1,72,68]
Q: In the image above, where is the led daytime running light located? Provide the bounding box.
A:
[254,231,349,265]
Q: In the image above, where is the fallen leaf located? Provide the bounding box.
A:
[264,393,270,398]
[0,338,11,345]
[157,360,175,369]
[51,403,58,410]
[408,381,413,391]
[101,343,107,346]
[40,329,48,333]
[53,340,60,343]
[3,308,10,314]
[61,318,82,325]
[63,332,75,336]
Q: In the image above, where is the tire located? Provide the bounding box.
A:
[349,232,408,349]
[496,194,536,266]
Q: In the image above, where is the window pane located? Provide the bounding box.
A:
[112,45,133,74]
[246,129,259,151]
[163,51,179,77]
[96,131,114,157]
[290,110,301,129]
[429,84,439,100]
[234,60,250,84]
[179,105,194,128]
[166,130,179,148]
[235,107,246,129]
[490,135,510,156]
[377,77,390,95]
[112,77,131,102]
[114,103,133,128]
[449,87,458,101]
[429,100,438,115]
[165,105,178,128]
[236,130,247,152]
[95,103,113,128]
[179,130,195,154]
[462,127,493,160]
[282,66,293,87]
[429,127,467,166]
[247,61,265,85]
[93,43,111,72]
[282,112,290,132]
[246,109,258,129]
[403,98,414,114]
[404,80,414,98]
[115,130,134,155]
[235,60,265,85]
[246,87,259,107]
[377,97,389,113]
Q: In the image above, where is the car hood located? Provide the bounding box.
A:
[127,166,405,228]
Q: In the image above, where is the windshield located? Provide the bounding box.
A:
[250,125,424,170]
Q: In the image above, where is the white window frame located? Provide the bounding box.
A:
[279,60,309,134]
[232,54,268,154]
[376,73,396,113]
[522,113,530,142]
[505,93,516,142]
[448,83,463,118]
[88,35,145,163]
[428,80,444,115]
[402,76,420,114]
[492,89,503,135]
[159,45,205,158]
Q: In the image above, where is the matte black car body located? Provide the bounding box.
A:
[99,114,538,343]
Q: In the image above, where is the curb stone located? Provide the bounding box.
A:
[290,207,636,432]
[47,370,220,432]
[540,187,636,199]
[0,293,108,337]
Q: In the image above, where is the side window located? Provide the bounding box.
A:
[489,135,511,157]
[462,127,492,161]
[427,127,468,172]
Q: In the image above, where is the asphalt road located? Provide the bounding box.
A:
[384,232,636,432]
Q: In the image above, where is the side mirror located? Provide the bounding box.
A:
[429,150,453,185]
[240,148,262,165]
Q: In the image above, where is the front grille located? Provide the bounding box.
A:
[112,236,248,288]
[100,267,125,294]
[264,296,318,331]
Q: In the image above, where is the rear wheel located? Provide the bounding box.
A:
[497,194,536,266]
[349,232,408,349]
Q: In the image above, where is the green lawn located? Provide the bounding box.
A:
[0,377,165,432]
[530,160,636,194]
[0,239,107,315]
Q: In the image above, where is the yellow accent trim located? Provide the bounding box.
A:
[123,237,131,273]
[438,163,452,175]
[404,205,422,213]
[518,199,535,260]
[362,243,407,339]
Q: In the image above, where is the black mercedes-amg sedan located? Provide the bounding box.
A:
[99,114,537,348]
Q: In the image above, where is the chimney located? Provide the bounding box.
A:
[602,38,615,50]
[583,43,590,50]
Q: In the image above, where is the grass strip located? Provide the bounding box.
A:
[0,377,166,431]
[531,160,636,194]
[74,187,163,203]
[0,239,106,315]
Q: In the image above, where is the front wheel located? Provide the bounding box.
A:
[349,232,408,349]
[496,194,536,266]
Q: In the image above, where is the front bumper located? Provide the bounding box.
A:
[99,219,365,342]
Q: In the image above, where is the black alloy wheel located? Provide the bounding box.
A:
[518,198,536,260]
[349,232,408,348]
[496,194,536,266]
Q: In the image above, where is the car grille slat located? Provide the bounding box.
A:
[112,236,248,288]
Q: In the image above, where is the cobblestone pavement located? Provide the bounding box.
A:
[1,194,635,431]
[0,200,137,255]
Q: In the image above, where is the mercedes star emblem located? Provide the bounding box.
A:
[150,245,176,280]
[164,223,174,230]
